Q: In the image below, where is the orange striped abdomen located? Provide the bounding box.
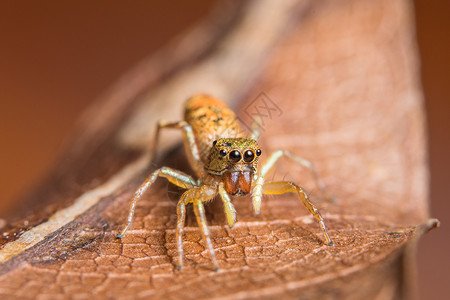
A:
[184,94,243,164]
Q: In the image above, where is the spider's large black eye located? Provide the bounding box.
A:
[228,150,242,163]
[256,149,262,156]
[219,149,227,157]
[243,150,255,162]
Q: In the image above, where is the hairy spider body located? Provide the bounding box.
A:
[118,94,333,270]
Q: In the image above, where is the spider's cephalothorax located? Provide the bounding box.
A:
[205,138,261,195]
[117,94,334,271]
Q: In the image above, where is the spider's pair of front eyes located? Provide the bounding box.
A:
[219,148,261,163]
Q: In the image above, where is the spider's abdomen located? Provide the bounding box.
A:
[184,94,242,164]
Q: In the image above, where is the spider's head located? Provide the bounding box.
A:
[205,138,261,196]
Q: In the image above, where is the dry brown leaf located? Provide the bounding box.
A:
[0,1,434,299]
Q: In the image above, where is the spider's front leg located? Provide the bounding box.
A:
[117,167,196,238]
[176,185,219,270]
[218,182,236,228]
[261,181,333,246]
[252,150,334,246]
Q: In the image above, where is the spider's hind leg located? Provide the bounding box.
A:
[152,120,203,178]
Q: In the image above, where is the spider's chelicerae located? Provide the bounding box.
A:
[117,94,333,270]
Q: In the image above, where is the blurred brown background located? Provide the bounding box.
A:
[0,1,448,299]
